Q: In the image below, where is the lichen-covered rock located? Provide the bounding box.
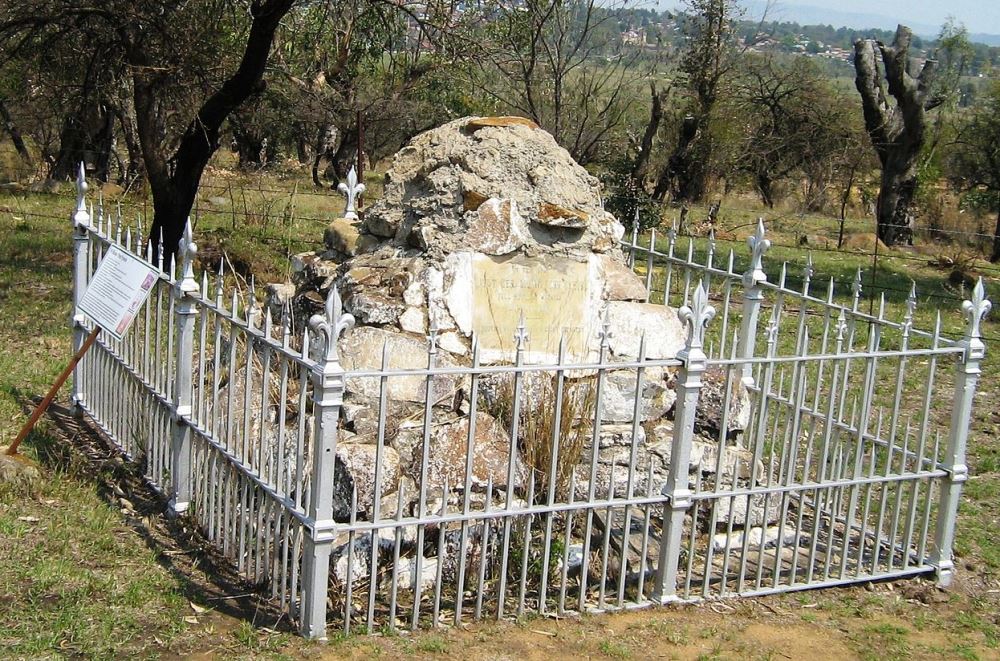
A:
[340,326,464,403]
[603,301,686,360]
[331,442,401,521]
[361,116,623,259]
[410,411,524,493]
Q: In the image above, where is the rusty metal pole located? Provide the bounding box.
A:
[6,326,101,456]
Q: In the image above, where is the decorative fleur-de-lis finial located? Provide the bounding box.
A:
[513,311,529,351]
[743,218,770,288]
[835,309,848,344]
[597,309,612,348]
[764,318,779,348]
[73,162,90,227]
[309,285,355,364]
[337,165,365,220]
[962,278,992,345]
[678,282,716,352]
[177,219,199,294]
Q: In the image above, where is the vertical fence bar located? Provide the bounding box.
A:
[70,163,91,412]
[169,221,199,513]
[653,282,714,602]
[300,287,354,639]
[932,279,990,586]
[736,219,770,389]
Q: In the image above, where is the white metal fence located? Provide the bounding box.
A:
[67,171,991,639]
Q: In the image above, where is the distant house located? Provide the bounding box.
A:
[621,29,644,47]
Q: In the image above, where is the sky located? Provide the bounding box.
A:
[655,0,1000,38]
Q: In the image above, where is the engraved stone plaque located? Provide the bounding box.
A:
[463,253,599,363]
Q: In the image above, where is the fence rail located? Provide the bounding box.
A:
[67,168,991,638]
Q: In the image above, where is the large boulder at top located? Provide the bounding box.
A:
[361,116,624,258]
[291,116,682,367]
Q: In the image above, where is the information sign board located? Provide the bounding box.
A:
[78,245,160,340]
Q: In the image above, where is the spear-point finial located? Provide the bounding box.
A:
[337,165,365,220]
[743,218,770,288]
[177,219,199,294]
[73,162,90,227]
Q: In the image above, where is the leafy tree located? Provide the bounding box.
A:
[948,83,1000,262]
[1,0,298,260]
[652,0,742,203]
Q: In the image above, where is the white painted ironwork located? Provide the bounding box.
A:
[337,166,365,220]
[68,175,990,639]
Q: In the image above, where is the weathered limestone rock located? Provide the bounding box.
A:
[686,367,752,437]
[712,493,783,528]
[536,201,588,229]
[437,331,468,356]
[265,282,295,318]
[412,411,524,493]
[331,442,401,521]
[712,525,800,552]
[603,301,686,360]
[324,218,362,255]
[601,368,676,423]
[598,254,648,301]
[340,326,463,403]
[361,116,623,258]
[398,307,426,334]
[344,290,405,325]
[464,198,529,255]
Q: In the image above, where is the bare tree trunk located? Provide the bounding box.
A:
[110,87,145,190]
[312,123,337,187]
[755,172,774,208]
[876,160,919,245]
[653,114,701,201]
[631,82,667,184]
[137,0,297,262]
[853,25,939,246]
[50,102,114,182]
[0,97,31,164]
[838,166,857,250]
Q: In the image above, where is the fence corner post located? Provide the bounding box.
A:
[736,218,770,389]
[933,279,991,587]
[653,282,715,603]
[70,163,91,413]
[170,220,199,515]
[300,286,354,639]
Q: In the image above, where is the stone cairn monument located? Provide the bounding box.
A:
[282,117,758,586]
